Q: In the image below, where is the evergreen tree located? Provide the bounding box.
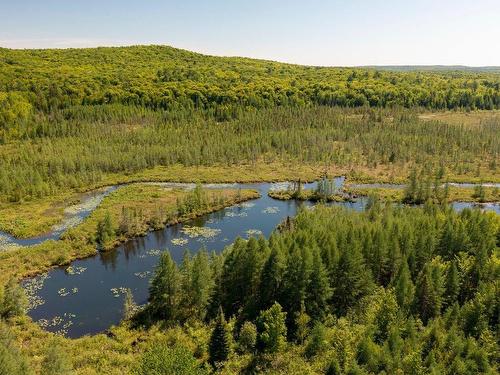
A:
[332,244,374,316]
[256,302,287,354]
[394,260,414,314]
[189,250,213,321]
[258,246,284,311]
[306,246,332,321]
[148,251,181,322]
[209,307,230,367]
[122,288,137,321]
[414,265,440,324]
[95,211,114,249]
[444,261,460,309]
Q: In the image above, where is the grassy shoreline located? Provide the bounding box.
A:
[2,162,499,239]
[0,185,259,284]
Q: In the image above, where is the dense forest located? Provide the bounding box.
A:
[0,44,499,374]
[0,106,498,202]
[1,201,498,374]
[1,45,500,118]
[0,45,499,202]
[137,202,499,373]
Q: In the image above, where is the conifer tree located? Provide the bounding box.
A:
[148,251,181,322]
[306,246,332,321]
[332,244,374,316]
[414,265,440,324]
[123,288,137,321]
[258,246,285,311]
[394,259,414,313]
[209,307,230,367]
[444,260,460,309]
[95,211,114,249]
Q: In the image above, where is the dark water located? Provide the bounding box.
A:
[18,180,500,338]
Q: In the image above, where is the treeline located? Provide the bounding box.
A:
[0,106,498,202]
[0,45,499,123]
[132,203,499,373]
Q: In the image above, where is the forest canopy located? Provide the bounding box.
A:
[1,45,499,116]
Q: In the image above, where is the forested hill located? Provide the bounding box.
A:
[362,65,500,73]
[1,44,500,117]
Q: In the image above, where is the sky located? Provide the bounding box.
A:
[0,0,499,67]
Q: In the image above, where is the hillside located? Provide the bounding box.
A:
[1,45,499,120]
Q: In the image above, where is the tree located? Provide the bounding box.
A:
[414,265,440,324]
[41,338,72,375]
[209,307,230,367]
[238,321,257,354]
[331,244,374,316]
[257,302,287,354]
[188,250,213,321]
[148,251,181,322]
[394,260,415,313]
[123,289,137,320]
[258,246,284,311]
[0,323,32,375]
[135,343,205,375]
[295,302,311,345]
[305,323,328,358]
[444,260,460,309]
[96,211,114,249]
[1,278,27,319]
[306,246,332,321]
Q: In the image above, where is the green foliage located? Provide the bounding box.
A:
[257,303,287,354]
[122,288,137,321]
[41,338,73,375]
[238,321,257,354]
[1,45,498,117]
[0,105,497,202]
[208,307,230,367]
[0,278,27,319]
[95,211,114,249]
[136,202,498,373]
[0,323,32,375]
[304,323,328,358]
[135,343,206,375]
[148,251,181,322]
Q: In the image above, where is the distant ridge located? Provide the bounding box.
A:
[361,65,500,73]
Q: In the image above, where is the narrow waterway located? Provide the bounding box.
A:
[13,179,500,338]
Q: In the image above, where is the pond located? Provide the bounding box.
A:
[15,180,500,338]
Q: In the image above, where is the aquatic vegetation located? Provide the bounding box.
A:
[225,211,248,217]
[110,287,129,298]
[145,249,162,257]
[0,234,20,251]
[171,238,189,246]
[181,226,221,239]
[134,271,151,279]
[245,229,263,237]
[238,202,256,209]
[262,206,280,214]
[38,312,76,335]
[65,266,87,275]
[23,273,50,311]
[58,288,70,297]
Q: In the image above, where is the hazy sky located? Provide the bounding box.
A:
[1,0,499,66]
